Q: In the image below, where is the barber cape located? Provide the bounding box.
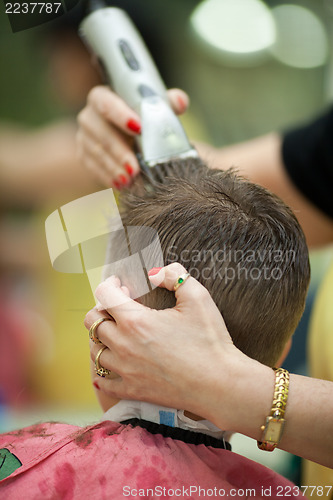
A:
[0,401,302,499]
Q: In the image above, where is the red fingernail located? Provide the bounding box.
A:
[119,174,128,186]
[113,180,121,190]
[148,267,162,276]
[177,95,186,111]
[125,163,134,176]
[93,381,100,390]
[127,118,141,134]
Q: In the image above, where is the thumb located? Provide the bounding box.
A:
[167,88,190,115]
[148,263,232,344]
[148,263,213,310]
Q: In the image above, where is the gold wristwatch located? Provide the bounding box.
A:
[257,368,290,452]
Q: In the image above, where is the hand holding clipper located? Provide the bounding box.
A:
[79,1,197,175]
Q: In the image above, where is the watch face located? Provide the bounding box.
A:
[264,417,285,442]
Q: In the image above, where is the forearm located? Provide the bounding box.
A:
[280,374,333,466]
[0,121,99,207]
[196,133,333,248]
[200,353,333,467]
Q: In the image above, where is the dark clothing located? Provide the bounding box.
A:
[282,107,333,219]
[122,417,232,450]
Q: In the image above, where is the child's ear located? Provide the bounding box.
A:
[275,338,292,368]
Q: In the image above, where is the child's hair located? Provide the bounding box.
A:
[113,158,310,367]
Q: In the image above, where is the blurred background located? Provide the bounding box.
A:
[0,0,333,488]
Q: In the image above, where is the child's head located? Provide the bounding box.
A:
[116,159,310,367]
[94,159,310,413]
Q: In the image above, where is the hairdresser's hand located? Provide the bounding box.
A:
[85,263,333,467]
[85,263,250,429]
[77,86,189,189]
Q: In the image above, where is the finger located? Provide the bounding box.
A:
[120,285,131,297]
[90,341,113,366]
[78,105,139,169]
[91,376,129,400]
[84,308,119,346]
[78,106,113,152]
[81,139,132,189]
[88,85,142,136]
[90,344,121,382]
[167,88,190,115]
[86,313,121,367]
[148,262,188,290]
[95,275,145,321]
[91,375,167,405]
[78,112,140,187]
[84,307,114,331]
[83,152,116,188]
[100,126,139,180]
[83,120,139,179]
[148,263,213,308]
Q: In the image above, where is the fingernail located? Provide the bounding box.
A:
[125,163,134,176]
[148,267,162,276]
[96,300,104,311]
[127,118,141,134]
[119,174,128,186]
[93,381,100,390]
[113,180,121,190]
[177,95,186,111]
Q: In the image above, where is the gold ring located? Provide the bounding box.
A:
[173,273,190,291]
[95,346,111,378]
[89,317,114,345]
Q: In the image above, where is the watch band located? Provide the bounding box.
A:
[257,367,290,452]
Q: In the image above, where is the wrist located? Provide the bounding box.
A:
[257,368,289,451]
[202,347,275,437]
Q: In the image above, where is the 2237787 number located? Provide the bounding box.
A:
[5,3,62,14]
[276,485,333,497]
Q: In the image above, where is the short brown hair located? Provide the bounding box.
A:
[114,158,310,367]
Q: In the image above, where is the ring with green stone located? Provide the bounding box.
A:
[173,273,191,291]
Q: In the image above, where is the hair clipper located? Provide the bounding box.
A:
[79,1,198,170]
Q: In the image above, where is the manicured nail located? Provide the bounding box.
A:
[148,267,162,276]
[93,381,100,390]
[127,118,141,134]
[113,180,121,190]
[119,174,128,186]
[125,163,134,176]
[177,95,186,111]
